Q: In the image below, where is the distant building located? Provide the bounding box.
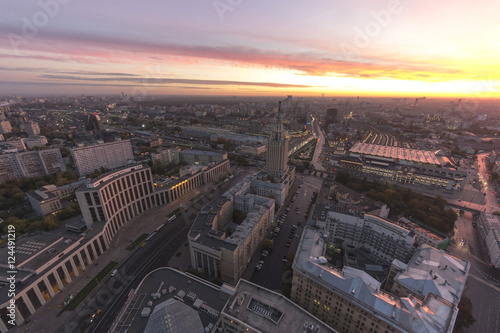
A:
[71,139,134,176]
[0,148,66,183]
[83,113,104,140]
[266,103,289,182]
[325,108,339,125]
[22,121,40,137]
[180,150,227,165]
[240,144,267,156]
[151,147,181,165]
[23,136,48,149]
[0,121,12,134]
[4,138,26,151]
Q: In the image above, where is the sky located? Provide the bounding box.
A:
[0,0,499,98]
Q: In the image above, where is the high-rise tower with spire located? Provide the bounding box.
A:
[266,102,289,181]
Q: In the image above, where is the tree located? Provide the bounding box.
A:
[233,209,247,224]
[455,296,475,330]
[262,239,273,250]
[44,214,59,231]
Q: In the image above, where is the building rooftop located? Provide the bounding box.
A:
[27,189,58,202]
[143,298,205,333]
[350,142,442,166]
[223,279,337,333]
[189,176,273,250]
[293,228,458,333]
[113,267,230,333]
[395,244,470,306]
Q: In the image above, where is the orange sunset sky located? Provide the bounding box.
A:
[0,0,499,98]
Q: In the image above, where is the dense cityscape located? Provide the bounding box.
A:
[1,1,500,333]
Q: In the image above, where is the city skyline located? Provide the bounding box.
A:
[0,0,499,98]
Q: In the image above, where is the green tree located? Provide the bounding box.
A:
[233,209,247,224]
[44,214,59,231]
[262,239,273,250]
[455,296,475,330]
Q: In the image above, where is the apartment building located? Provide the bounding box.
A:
[387,244,469,306]
[476,212,500,269]
[316,211,416,263]
[291,228,459,333]
[0,148,66,183]
[189,176,274,284]
[71,139,134,176]
[0,120,12,134]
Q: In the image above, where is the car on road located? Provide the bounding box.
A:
[90,310,101,323]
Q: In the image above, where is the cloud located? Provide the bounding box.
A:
[38,74,321,88]
[0,30,470,82]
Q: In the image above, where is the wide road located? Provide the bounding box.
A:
[310,116,325,171]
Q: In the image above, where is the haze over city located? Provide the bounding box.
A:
[1,0,499,97]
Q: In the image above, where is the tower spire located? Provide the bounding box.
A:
[278,101,281,118]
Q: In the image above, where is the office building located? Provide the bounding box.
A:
[220,279,337,333]
[71,139,134,176]
[291,228,459,333]
[476,212,500,269]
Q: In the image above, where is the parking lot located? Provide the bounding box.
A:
[249,176,322,292]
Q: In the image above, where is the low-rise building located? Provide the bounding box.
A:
[27,188,63,216]
[23,136,48,149]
